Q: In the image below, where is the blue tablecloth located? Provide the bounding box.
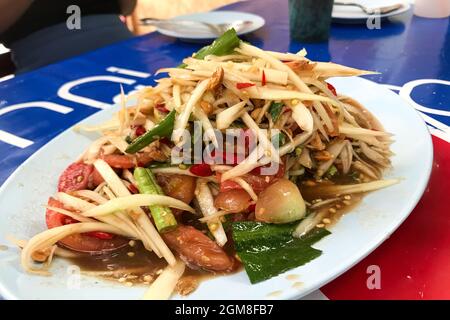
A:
[0,0,449,299]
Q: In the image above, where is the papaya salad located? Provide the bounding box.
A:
[17,29,398,299]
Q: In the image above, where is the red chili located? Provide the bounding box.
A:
[326,82,337,96]
[128,183,139,194]
[261,70,266,86]
[189,163,213,177]
[250,166,262,175]
[159,137,172,145]
[63,216,78,225]
[134,125,146,137]
[85,231,114,240]
[236,82,255,90]
[156,103,169,113]
[211,150,239,165]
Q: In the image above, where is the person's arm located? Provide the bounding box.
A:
[0,0,33,34]
[119,0,136,16]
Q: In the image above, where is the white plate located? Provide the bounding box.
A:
[0,77,432,300]
[332,0,411,23]
[155,11,265,40]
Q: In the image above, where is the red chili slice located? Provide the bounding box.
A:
[251,162,285,176]
[159,137,172,146]
[326,82,337,96]
[210,150,239,165]
[261,70,266,86]
[58,162,94,192]
[45,198,128,253]
[156,103,169,113]
[128,183,139,194]
[236,82,255,90]
[189,163,213,177]
[134,125,146,137]
[85,231,114,240]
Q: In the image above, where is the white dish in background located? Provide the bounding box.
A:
[154,11,265,40]
[0,76,432,300]
[332,0,411,23]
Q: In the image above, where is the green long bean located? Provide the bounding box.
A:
[125,109,176,154]
[134,167,177,233]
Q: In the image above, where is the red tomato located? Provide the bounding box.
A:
[218,163,285,193]
[214,189,252,213]
[156,174,196,205]
[58,162,94,192]
[219,178,242,192]
[46,198,128,253]
[90,168,104,187]
[102,153,153,169]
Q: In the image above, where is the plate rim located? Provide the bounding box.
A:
[155,10,265,40]
[0,77,433,300]
[332,1,411,20]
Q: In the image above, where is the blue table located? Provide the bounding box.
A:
[0,0,449,299]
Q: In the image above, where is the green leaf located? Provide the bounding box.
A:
[271,132,286,149]
[232,221,331,284]
[326,165,338,178]
[269,102,284,122]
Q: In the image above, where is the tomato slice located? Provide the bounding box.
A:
[90,167,104,186]
[58,162,94,192]
[217,163,285,193]
[46,198,128,253]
